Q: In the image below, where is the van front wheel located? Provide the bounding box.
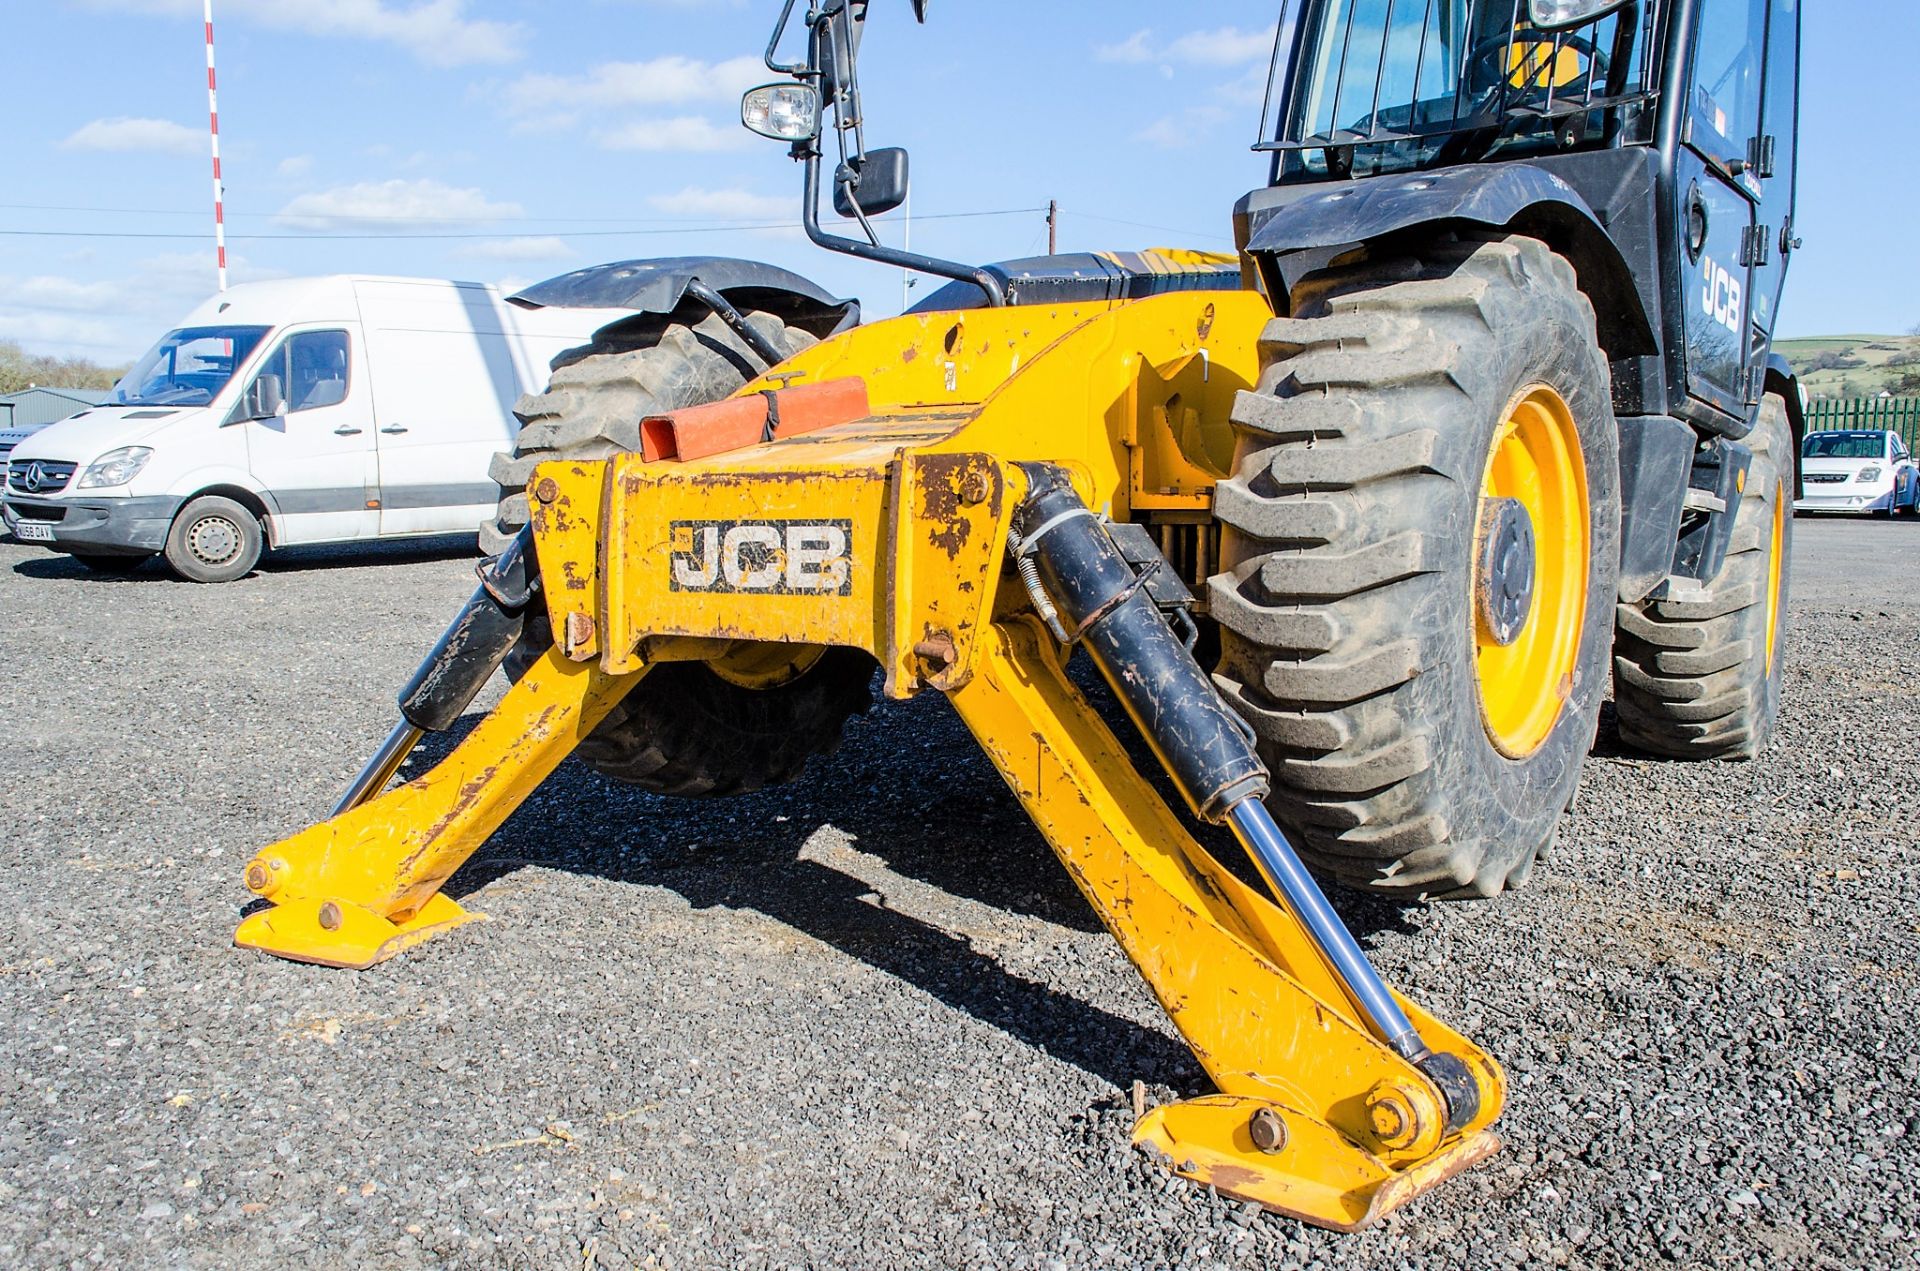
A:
[164,495,263,583]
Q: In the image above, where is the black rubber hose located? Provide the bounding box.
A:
[1012,463,1267,823]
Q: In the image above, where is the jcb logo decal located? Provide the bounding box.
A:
[1701,255,1743,336]
[669,519,854,595]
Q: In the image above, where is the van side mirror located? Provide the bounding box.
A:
[248,374,286,421]
[833,147,909,219]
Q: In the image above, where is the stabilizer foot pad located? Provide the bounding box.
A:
[234,892,482,969]
[1135,1094,1501,1232]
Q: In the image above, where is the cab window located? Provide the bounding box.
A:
[246,330,352,414]
[1692,0,1768,153]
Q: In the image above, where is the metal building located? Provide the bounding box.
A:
[0,387,110,429]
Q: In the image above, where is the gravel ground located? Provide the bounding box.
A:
[1,516,1916,1271]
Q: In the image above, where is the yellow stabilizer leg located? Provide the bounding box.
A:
[235,646,645,969]
[946,619,1505,1232]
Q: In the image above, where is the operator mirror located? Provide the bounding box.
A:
[834,147,910,218]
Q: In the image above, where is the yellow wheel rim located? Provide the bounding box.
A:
[1474,385,1589,759]
[708,641,826,690]
[1764,478,1785,674]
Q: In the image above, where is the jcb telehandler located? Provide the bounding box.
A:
[233,0,1803,1230]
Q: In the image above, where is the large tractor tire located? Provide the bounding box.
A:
[1211,235,1620,898]
[1613,395,1793,759]
[484,309,874,798]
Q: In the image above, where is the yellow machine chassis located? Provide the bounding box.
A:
[235,292,1505,1231]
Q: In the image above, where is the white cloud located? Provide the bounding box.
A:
[1217,66,1272,108]
[135,250,285,291]
[1166,26,1274,65]
[1095,30,1155,64]
[593,117,752,153]
[646,188,789,222]
[275,178,523,230]
[1096,25,1274,68]
[0,275,127,314]
[76,0,524,68]
[1135,106,1231,149]
[456,236,575,261]
[0,252,278,360]
[1135,117,1189,149]
[0,310,128,356]
[61,117,203,158]
[502,55,766,115]
[276,155,314,179]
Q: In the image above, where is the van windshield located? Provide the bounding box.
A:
[107,325,272,407]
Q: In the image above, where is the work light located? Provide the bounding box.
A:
[1529,0,1630,29]
[741,83,820,142]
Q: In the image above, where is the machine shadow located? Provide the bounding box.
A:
[395,650,1427,1092]
[413,654,1423,949]
[428,715,1203,1091]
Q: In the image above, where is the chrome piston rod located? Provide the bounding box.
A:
[1011,463,1438,1070]
[332,528,540,816]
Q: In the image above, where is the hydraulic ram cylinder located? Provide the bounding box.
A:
[333,528,540,816]
[1011,464,1442,1074]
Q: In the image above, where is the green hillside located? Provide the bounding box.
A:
[1774,334,1920,400]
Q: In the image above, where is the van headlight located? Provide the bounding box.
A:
[76,446,153,489]
[1855,465,1883,484]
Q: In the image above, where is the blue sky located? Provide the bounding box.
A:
[0,1,1904,362]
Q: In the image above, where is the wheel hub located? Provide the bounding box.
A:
[188,516,242,565]
[1475,497,1535,647]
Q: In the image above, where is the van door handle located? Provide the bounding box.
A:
[380,424,409,435]
[334,425,363,436]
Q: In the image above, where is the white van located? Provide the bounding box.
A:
[1,276,629,581]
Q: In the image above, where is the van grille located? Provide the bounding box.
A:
[1804,473,1848,485]
[6,459,76,496]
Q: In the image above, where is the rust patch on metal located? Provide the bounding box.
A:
[1200,1162,1271,1194]
[913,631,958,687]
[563,611,596,654]
[917,454,994,560]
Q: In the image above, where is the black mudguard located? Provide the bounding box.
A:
[510,256,859,339]
[1238,160,1657,358]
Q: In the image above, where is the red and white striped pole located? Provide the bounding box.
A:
[204,0,227,292]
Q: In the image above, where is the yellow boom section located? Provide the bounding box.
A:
[235,290,1505,1230]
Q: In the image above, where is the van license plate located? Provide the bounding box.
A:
[12,522,54,543]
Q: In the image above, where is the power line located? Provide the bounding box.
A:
[1058,209,1235,244]
[0,201,786,225]
[0,206,1047,243]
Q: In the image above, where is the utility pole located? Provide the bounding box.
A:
[901,187,913,313]
[1047,200,1058,254]
[204,0,227,291]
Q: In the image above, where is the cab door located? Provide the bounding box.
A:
[234,327,380,545]
[1678,0,1768,421]
[1747,0,1800,340]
